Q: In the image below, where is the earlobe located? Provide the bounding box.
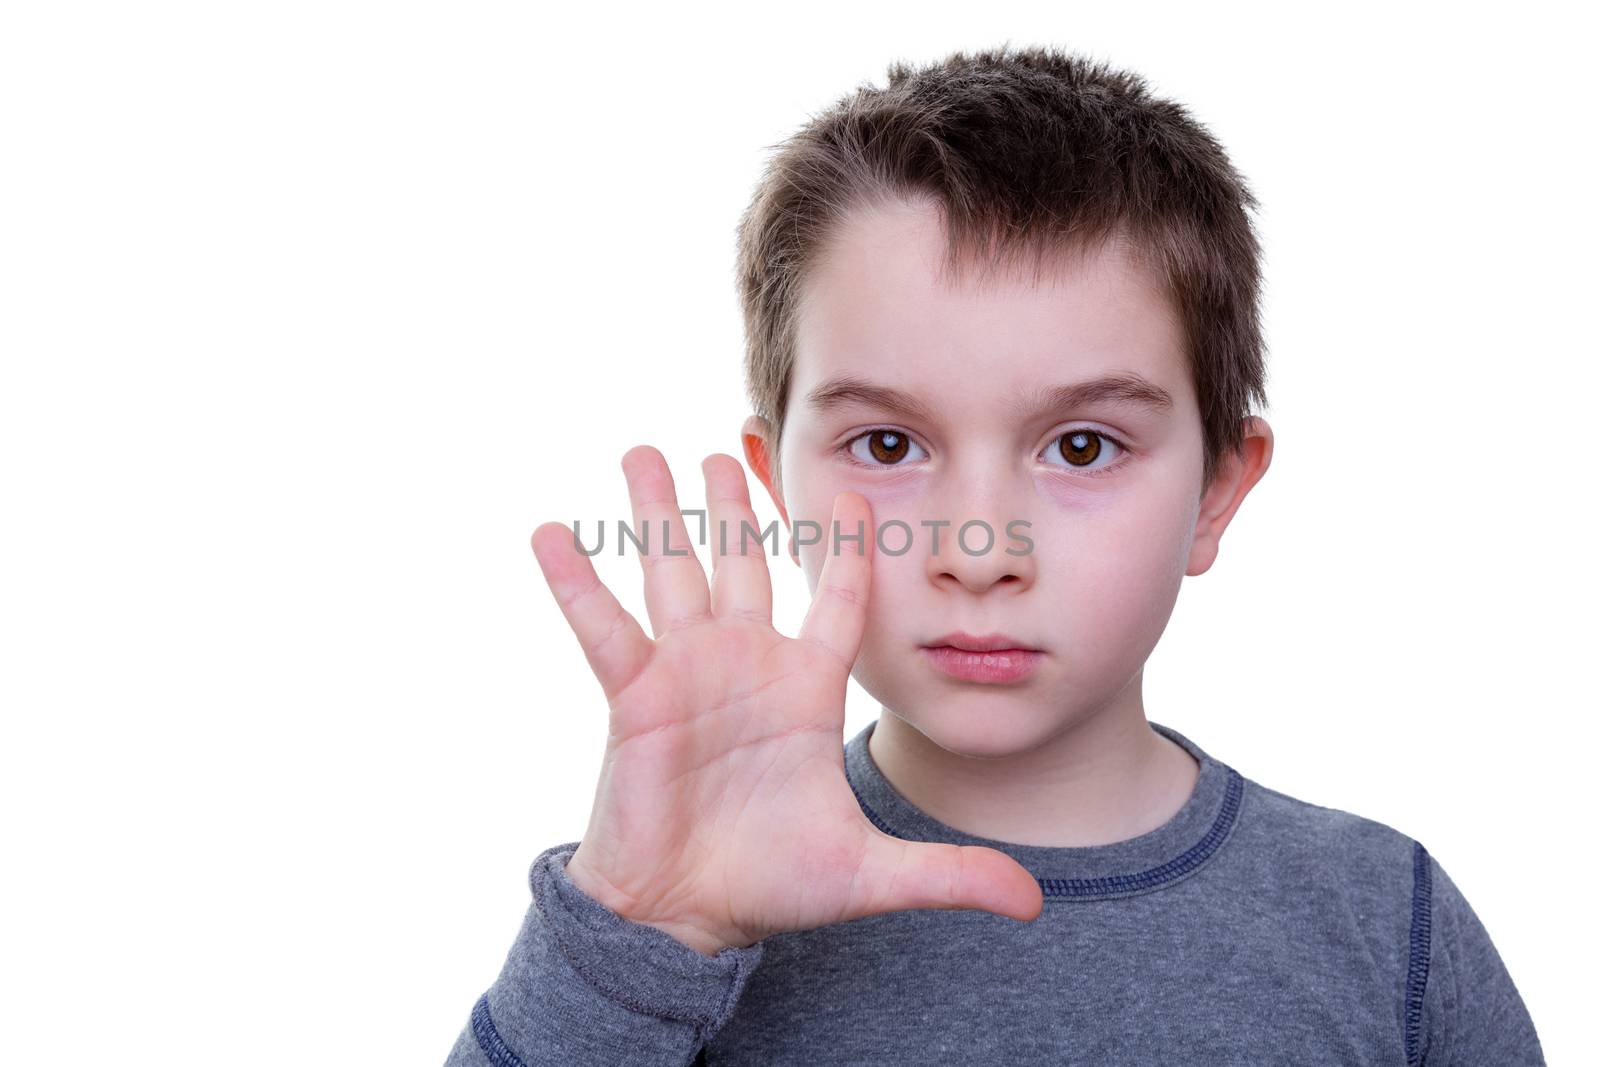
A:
[1185,416,1274,577]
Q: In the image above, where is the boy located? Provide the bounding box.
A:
[444,45,1543,1065]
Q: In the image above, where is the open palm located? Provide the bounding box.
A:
[529,445,1042,956]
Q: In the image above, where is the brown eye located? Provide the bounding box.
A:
[868,430,908,463]
[1057,430,1101,465]
[1045,429,1124,472]
[846,429,925,466]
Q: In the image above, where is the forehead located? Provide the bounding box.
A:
[790,198,1190,415]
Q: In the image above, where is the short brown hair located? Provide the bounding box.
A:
[734,44,1268,492]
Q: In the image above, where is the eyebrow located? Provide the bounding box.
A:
[803,371,1174,423]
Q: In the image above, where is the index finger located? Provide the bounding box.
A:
[796,490,874,673]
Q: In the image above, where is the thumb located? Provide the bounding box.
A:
[854,834,1045,924]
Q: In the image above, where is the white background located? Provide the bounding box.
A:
[2,2,1592,1063]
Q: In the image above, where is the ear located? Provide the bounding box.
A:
[741,415,802,568]
[741,413,790,526]
[1186,416,1274,577]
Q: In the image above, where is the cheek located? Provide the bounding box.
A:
[1036,471,1196,572]
[859,547,925,632]
[1034,487,1196,652]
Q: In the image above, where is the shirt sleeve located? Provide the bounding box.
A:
[1414,847,1544,1066]
[442,841,767,1067]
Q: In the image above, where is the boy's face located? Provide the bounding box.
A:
[743,196,1269,759]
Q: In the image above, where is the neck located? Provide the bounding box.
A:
[866,683,1201,848]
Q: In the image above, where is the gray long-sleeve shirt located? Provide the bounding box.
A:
[443,720,1544,1065]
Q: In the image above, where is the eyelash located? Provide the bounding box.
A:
[838,426,1132,477]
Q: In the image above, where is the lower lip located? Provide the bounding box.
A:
[921,646,1043,684]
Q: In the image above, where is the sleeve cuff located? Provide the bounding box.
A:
[530,841,767,1041]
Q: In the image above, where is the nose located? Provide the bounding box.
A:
[922,479,1037,595]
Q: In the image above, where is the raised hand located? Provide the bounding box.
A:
[529,445,1043,957]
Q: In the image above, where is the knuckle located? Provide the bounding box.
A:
[663,609,715,635]
[801,634,852,673]
[822,581,863,606]
[557,571,605,611]
[590,609,632,654]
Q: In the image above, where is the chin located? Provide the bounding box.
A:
[895,688,1074,761]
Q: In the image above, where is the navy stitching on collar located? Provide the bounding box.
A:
[1404,839,1434,1066]
[471,992,530,1067]
[851,780,901,837]
[1035,767,1243,898]
[849,760,1246,899]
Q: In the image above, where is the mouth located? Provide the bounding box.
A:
[923,631,1042,653]
[920,632,1044,684]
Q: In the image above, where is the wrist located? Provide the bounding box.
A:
[562,852,742,957]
